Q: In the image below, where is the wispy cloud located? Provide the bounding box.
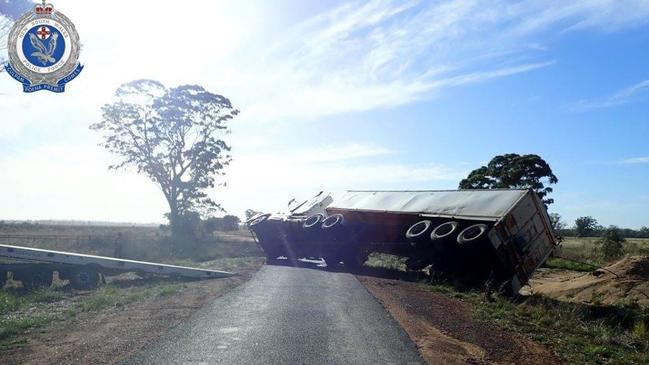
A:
[236,0,649,122]
[619,156,649,165]
[573,79,649,110]
[2,0,649,222]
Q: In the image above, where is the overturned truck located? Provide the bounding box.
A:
[248,189,558,294]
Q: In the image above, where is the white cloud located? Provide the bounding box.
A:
[0,142,465,221]
[217,143,467,216]
[573,79,649,110]
[0,143,167,222]
[227,0,649,123]
[2,0,649,221]
[620,156,649,165]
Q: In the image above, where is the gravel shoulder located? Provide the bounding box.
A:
[358,276,560,365]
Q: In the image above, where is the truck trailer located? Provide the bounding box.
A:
[248,189,558,294]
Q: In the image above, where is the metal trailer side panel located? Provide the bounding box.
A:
[489,191,558,291]
[329,189,528,220]
[0,244,234,279]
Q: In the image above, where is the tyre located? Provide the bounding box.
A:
[248,213,271,227]
[69,267,100,290]
[303,214,325,229]
[430,221,459,240]
[321,214,344,229]
[457,224,488,244]
[405,220,432,241]
[0,271,7,288]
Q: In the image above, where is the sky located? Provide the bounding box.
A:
[0,0,648,228]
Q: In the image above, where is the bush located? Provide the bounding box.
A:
[599,226,625,261]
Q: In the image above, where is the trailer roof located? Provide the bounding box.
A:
[329,189,530,219]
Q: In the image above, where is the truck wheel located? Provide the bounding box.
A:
[303,214,324,229]
[405,220,432,241]
[70,268,100,290]
[0,271,6,288]
[457,224,488,244]
[431,221,459,240]
[321,214,344,229]
[248,213,271,227]
[23,268,53,290]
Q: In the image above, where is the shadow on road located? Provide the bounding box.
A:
[265,257,427,283]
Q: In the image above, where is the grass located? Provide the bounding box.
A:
[75,284,174,312]
[424,282,649,365]
[365,243,649,364]
[557,237,649,267]
[157,285,178,297]
[0,223,262,265]
[365,253,407,271]
[0,288,65,315]
[0,223,264,354]
[0,282,188,353]
[544,257,598,272]
[0,314,62,351]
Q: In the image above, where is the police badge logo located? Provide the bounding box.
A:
[4,0,83,93]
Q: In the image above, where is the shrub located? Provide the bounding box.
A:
[599,226,625,261]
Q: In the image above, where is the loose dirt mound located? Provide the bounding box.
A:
[531,256,649,306]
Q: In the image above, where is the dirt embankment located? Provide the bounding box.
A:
[358,276,559,365]
[531,256,649,306]
[0,265,261,365]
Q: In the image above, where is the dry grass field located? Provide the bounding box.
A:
[0,222,265,357]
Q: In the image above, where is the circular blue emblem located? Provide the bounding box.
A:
[4,1,83,93]
[21,25,67,67]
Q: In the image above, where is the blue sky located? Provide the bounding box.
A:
[0,0,648,228]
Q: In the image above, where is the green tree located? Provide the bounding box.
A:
[458,153,558,205]
[574,216,598,237]
[221,215,241,231]
[549,213,566,232]
[599,226,625,261]
[91,80,239,236]
[640,226,649,238]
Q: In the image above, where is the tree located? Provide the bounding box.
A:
[549,213,566,232]
[459,154,558,205]
[574,216,598,237]
[639,226,649,238]
[221,215,241,231]
[204,215,241,233]
[91,80,239,236]
[599,226,625,261]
